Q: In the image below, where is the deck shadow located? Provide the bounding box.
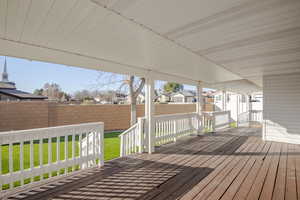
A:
[5,158,213,200]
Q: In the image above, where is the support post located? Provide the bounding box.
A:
[236,94,239,128]
[222,91,226,111]
[196,82,203,135]
[145,77,155,154]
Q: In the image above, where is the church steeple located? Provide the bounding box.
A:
[2,58,9,82]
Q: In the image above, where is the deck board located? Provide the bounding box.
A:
[2,127,300,200]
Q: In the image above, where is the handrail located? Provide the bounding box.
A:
[119,123,139,137]
[0,122,104,192]
[119,118,145,157]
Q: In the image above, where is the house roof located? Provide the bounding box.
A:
[0,88,47,100]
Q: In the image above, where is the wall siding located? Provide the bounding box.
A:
[263,73,300,144]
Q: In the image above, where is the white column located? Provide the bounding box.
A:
[196,82,203,134]
[145,77,155,154]
[236,94,240,127]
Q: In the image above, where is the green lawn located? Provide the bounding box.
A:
[1,131,121,189]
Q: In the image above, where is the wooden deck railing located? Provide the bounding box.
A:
[0,122,104,192]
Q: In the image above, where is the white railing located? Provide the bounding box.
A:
[203,111,231,132]
[0,122,104,192]
[250,110,263,123]
[238,110,263,127]
[237,111,250,126]
[119,118,145,157]
[120,113,201,157]
[119,111,232,157]
[154,113,200,146]
[214,111,231,129]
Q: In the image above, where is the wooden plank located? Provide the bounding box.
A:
[272,143,287,200]
[258,142,282,200]
[245,143,279,200]
[232,141,272,200]
[162,138,260,200]
[179,137,258,200]
[191,138,262,200]
[212,139,266,200]
[91,135,226,200]
[141,136,248,200]
[285,144,297,200]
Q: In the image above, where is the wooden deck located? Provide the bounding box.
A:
[2,127,300,200]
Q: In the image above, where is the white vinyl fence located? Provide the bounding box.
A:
[0,122,104,192]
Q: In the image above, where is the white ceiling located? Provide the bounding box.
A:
[95,0,300,88]
[1,0,298,92]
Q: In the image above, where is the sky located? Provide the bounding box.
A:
[0,56,198,95]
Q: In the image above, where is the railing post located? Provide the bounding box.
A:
[212,113,216,132]
[138,118,144,153]
[120,135,124,157]
[99,125,104,166]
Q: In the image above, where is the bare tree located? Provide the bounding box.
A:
[94,72,145,126]
[126,76,145,126]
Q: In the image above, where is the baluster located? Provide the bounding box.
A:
[39,139,43,180]
[20,141,24,185]
[56,136,60,175]
[86,133,90,168]
[174,120,177,142]
[79,134,82,168]
[93,132,96,166]
[48,138,52,177]
[158,122,161,144]
[30,140,34,182]
[9,143,13,189]
[126,134,129,156]
[65,135,68,174]
[72,134,75,170]
[138,119,143,153]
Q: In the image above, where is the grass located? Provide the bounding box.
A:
[0,131,121,190]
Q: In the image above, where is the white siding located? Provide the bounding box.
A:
[263,73,300,144]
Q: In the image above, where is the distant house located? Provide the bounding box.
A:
[171,91,196,103]
[0,59,47,101]
[157,92,172,103]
